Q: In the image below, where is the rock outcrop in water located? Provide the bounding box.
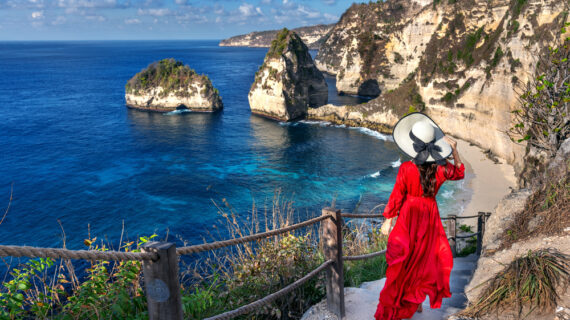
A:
[125,58,223,112]
[220,24,334,49]
[312,0,568,168]
[248,28,328,121]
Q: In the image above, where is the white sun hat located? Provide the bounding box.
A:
[392,112,452,165]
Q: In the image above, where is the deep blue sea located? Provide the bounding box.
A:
[0,40,464,251]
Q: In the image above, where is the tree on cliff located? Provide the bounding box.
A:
[509,23,570,158]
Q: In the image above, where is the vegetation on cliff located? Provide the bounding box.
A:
[509,25,569,157]
[125,58,219,98]
[462,249,569,318]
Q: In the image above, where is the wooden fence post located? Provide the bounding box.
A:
[476,212,486,255]
[447,215,457,258]
[141,242,183,320]
[321,207,345,319]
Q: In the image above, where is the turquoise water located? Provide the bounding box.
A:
[0,40,465,251]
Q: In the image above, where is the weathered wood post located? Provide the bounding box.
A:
[446,215,457,257]
[321,207,345,319]
[141,242,183,320]
[476,212,486,255]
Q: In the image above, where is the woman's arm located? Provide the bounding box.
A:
[443,136,462,167]
[380,164,407,235]
[381,217,394,236]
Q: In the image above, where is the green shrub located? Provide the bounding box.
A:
[125,58,213,98]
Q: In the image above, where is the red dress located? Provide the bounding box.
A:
[374,160,465,320]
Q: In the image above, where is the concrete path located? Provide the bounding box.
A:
[301,254,478,320]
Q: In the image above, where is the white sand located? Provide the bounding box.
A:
[455,139,517,225]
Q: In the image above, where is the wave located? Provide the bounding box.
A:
[367,159,399,178]
[299,120,331,126]
[441,189,454,199]
[369,171,380,178]
[391,159,401,167]
[348,127,391,141]
[296,120,391,141]
[165,109,193,115]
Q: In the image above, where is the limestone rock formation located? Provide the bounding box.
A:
[248,28,328,121]
[220,24,334,49]
[125,58,223,112]
[313,0,567,167]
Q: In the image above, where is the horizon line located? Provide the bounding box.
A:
[0,39,224,42]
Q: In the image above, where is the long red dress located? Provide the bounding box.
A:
[374,160,465,320]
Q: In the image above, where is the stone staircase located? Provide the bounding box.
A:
[301,254,479,320]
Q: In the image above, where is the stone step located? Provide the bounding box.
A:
[301,254,479,320]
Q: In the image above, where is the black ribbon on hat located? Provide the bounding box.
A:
[409,131,447,165]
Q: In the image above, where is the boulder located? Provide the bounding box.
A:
[482,189,532,252]
[125,58,222,112]
[248,28,328,121]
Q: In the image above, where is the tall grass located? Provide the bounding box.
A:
[462,249,569,318]
[342,215,388,288]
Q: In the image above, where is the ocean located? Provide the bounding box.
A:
[0,40,465,250]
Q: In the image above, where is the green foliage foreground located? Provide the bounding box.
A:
[0,214,388,319]
[0,235,155,320]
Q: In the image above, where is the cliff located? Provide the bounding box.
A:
[125,58,223,112]
[311,0,568,168]
[248,28,328,121]
[219,24,334,49]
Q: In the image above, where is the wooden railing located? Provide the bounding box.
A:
[0,208,491,320]
[442,212,491,256]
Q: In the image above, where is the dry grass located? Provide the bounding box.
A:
[461,249,569,319]
[501,172,569,250]
[181,191,388,319]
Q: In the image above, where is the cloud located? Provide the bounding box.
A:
[31,11,44,19]
[296,5,320,19]
[124,18,141,24]
[323,13,338,22]
[56,0,130,9]
[52,15,66,24]
[322,0,336,5]
[138,8,172,17]
[238,3,263,18]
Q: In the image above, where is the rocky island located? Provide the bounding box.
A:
[125,58,223,112]
[219,24,333,49]
[248,28,328,121]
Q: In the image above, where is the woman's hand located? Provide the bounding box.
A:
[381,218,393,236]
[443,136,457,150]
[443,136,462,167]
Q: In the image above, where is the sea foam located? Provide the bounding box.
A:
[165,109,193,115]
[391,159,401,167]
[348,127,391,141]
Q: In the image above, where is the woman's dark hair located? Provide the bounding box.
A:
[416,162,439,197]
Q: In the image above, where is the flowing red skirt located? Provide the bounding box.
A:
[374,195,453,320]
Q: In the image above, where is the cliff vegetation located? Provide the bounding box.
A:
[125,58,218,98]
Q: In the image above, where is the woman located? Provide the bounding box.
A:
[374,113,465,320]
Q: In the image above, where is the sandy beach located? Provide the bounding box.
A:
[455,139,517,225]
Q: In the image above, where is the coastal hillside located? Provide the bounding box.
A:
[219,24,334,49]
[312,0,568,169]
